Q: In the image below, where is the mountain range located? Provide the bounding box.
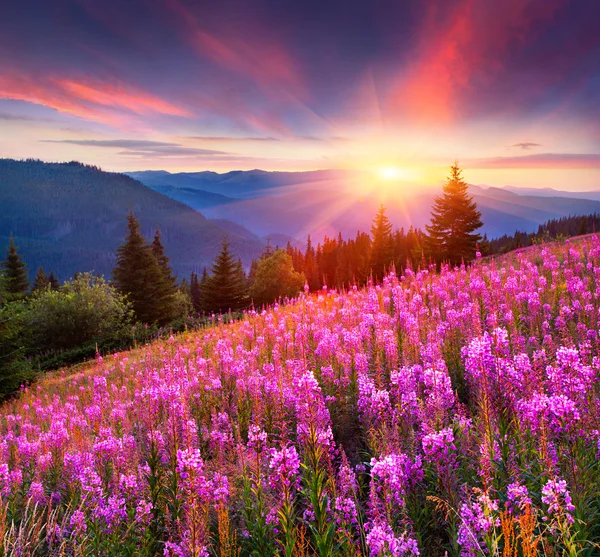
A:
[128,169,600,241]
[2,160,600,283]
[0,159,266,281]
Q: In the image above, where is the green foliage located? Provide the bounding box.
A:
[249,249,305,307]
[202,239,249,313]
[0,301,35,399]
[26,272,132,351]
[424,162,483,265]
[1,237,29,296]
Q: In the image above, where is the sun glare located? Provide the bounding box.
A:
[378,166,403,180]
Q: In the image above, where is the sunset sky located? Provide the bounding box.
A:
[1,0,599,189]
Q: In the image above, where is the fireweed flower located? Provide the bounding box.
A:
[457,491,499,557]
[268,445,300,491]
[365,520,420,556]
[506,482,532,514]
[422,427,456,464]
[370,453,423,507]
[542,477,575,521]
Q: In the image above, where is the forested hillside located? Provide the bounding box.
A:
[0,159,264,280]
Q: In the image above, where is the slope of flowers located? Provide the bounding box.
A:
[2,237,600,556]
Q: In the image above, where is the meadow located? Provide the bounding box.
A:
[1,236,599,556]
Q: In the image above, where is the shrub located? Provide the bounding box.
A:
[26,273,133,351]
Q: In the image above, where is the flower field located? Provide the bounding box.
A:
[2,237,600,556]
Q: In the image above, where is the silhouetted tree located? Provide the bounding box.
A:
[370,205,394,280]
[48,271,60,290]
[1,238,29,296]
[32,267,49,292]
[424,162,482,265]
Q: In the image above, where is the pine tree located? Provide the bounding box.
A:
[47,271,60,290]
[424,162,483,265]
[203,239,249,314]
[370,205,394,280]
[1,238,29,295]
[198,267,210,312]
[151,228,178,321]
[113,212,169,324]
[33,267,49,291]
[190,272,202,314]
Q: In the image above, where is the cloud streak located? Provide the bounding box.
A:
[42,138,231,158]
[513,142,542,150]
[469,153,600,169]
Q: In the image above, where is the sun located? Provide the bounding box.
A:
[377,166,406,181]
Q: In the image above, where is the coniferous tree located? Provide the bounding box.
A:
[370,205,394,280]
[424,162,483,265]
[47,271,60,290]
[33,267,49,292]
[203,239,249,313]
[1,238,29,295]
[198,267,210,312]
[151,228,178,321]
[190,272,202,314]
[113,212,168,324]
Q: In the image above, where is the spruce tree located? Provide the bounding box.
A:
[370,205,394,280]
[203,239,249,314]
[1,238,29,295]
[198,267,210,312]
[425,162,483,265]
[48,271,60,290]
[151,228,178,321]
[113,212,168,324]
[33,267,49,291]
[190,272,202,313]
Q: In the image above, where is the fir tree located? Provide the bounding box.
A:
[203,239,249,314]
[1,238,29,295]
[370,205,394,280]
[190,272,202,314]
[32,267,49,291]
[151,228,178,321]
[424,162,483,265]
[47,271,60,290]
[113,212,169,324]
[198,267,210,312]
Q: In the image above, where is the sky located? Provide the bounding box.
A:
[0,0,599,189]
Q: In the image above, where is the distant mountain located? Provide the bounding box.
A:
[0,159,265,281]
[501,185,600,201]
[126,169,352,199]
[130,169,600,242]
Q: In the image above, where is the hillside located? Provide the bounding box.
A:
[131,169,600,240]
[1,235,599,554]
[0,159,265,280]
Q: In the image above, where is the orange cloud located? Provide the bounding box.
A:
[0,73,190,126]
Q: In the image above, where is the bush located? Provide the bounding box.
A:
[249,249,305,307]
[26,273,133,351]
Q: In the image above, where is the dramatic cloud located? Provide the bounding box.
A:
[0,0,599,179]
